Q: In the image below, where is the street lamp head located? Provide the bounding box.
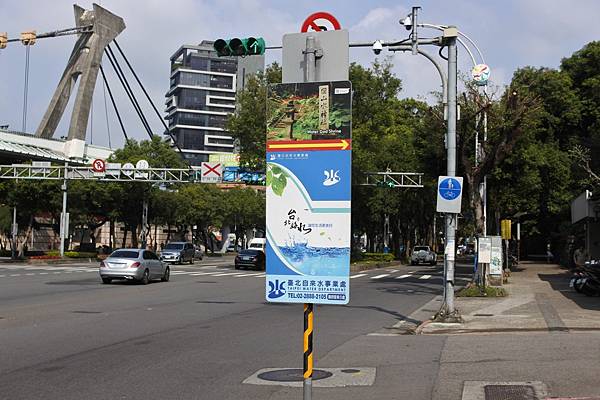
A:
[400,15,412,30]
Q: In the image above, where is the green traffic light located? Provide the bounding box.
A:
[213,37,265,57]
[214,39,232,56]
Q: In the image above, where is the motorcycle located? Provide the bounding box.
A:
[570,261,600,296]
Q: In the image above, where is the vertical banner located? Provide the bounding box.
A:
[265,81,352,305]
[490,236,503,275]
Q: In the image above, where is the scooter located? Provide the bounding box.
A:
[570,261,600,296]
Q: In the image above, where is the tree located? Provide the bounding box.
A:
[226,62,282,170]
[108,136,186,247]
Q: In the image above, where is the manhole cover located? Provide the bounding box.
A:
[258,369,333,382]
[484,385,537,400]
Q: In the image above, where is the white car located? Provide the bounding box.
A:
[410,246,437,266]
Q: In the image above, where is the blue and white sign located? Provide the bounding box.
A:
[265,149,351,305]
[436,176,463,213]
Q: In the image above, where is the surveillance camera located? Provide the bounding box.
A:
[372,40,383,55]
[400,16,412,30]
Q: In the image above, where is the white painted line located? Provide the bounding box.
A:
[53,272,61,274]
[25,273,35,276]
[0,274,5,277]
[170,271,190,275]
[395,274,411,279]
[419,275,432,280]
[39,272,48,275]
[253,274,266,277]
[350,273,367,279]
[188,272,217,276]
[371,274,389,280]
[235,272,265,277]
[10,274,21,277]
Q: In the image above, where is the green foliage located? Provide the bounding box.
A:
[353,253,395,262]
[456,285,507,297]
[226,62,282,170]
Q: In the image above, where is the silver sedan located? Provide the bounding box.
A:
[99,249,170,284]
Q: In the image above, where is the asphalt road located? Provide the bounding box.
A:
[0,257,473,400]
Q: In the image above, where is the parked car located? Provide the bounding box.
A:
[99,249,169,284]
[410,245,437,266]
[235,249,265,270]
[248,238,266,253]
[160,242,195,264]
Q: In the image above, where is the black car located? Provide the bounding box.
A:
[235,249,265,270]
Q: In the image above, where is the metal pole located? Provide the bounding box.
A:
[302,35,318,400]
[303,303,314,400]
[59,164,68,257]
[11,206,17,259]
[443,30,458,318]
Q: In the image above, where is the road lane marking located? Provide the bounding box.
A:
[170,271,190,275]
[419,275,431,280]
[350,273,367,279]
[0,274,5,277]
[253,274,266,277]
[10,274,21,277]
[371,274,389,279]
[39,272,48,275]
[212,272,245,276]
[234,273,265,277]
[395,274,411,279]
[25,273,35,276]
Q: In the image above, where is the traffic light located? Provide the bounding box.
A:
[376,180,395,188]
[214,37,265,57]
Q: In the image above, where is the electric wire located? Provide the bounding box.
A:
[99,64,129,142]
[112,40,186,157]
[101,61,113,149]
[105,45,153,139]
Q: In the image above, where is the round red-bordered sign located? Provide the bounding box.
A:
[92,158,106,173]
[301,12,341,32]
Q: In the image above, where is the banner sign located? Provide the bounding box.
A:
[265,81,351,305]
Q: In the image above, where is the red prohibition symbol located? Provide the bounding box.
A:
[92,159,106,173]
[301,12,341,32]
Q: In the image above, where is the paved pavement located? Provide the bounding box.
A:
[1,258,599,399]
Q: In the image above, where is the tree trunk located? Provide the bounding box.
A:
[122,227,128,248]
[17,216,34,258]
[131,225,138,248]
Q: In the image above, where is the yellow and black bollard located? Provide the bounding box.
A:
[303,303,314,400]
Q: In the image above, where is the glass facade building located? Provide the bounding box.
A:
[165,41,264,165]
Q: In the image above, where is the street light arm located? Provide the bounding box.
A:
[418,23,479,66]
[389,46,448,107]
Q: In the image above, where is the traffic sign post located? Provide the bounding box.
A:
[267,21,350,400]
[436,176,463,213]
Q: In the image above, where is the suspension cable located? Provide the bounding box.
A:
[22,45,31,132]
[99,64,129,143]
[101,61,113,149]
[105,45,153,139]
[112,40,186,156]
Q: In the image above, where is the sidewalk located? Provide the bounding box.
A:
[421,261,600,334]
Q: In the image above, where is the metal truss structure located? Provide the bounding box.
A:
[360,171,424,188]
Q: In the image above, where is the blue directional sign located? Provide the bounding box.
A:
[436,176,463,213]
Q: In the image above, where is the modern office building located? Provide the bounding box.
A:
[165,40,264,165]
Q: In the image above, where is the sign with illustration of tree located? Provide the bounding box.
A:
[267,81,351,141]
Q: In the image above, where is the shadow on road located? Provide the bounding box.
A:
[538,271,600,312]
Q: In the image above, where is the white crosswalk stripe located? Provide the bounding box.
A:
[371,274,389,279]
[350,273,367,279]
[419,275,432,280]
[395,274,411,279]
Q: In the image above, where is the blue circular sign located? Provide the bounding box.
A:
[439,178,461,200]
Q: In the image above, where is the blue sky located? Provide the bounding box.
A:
[1,0,600,149]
